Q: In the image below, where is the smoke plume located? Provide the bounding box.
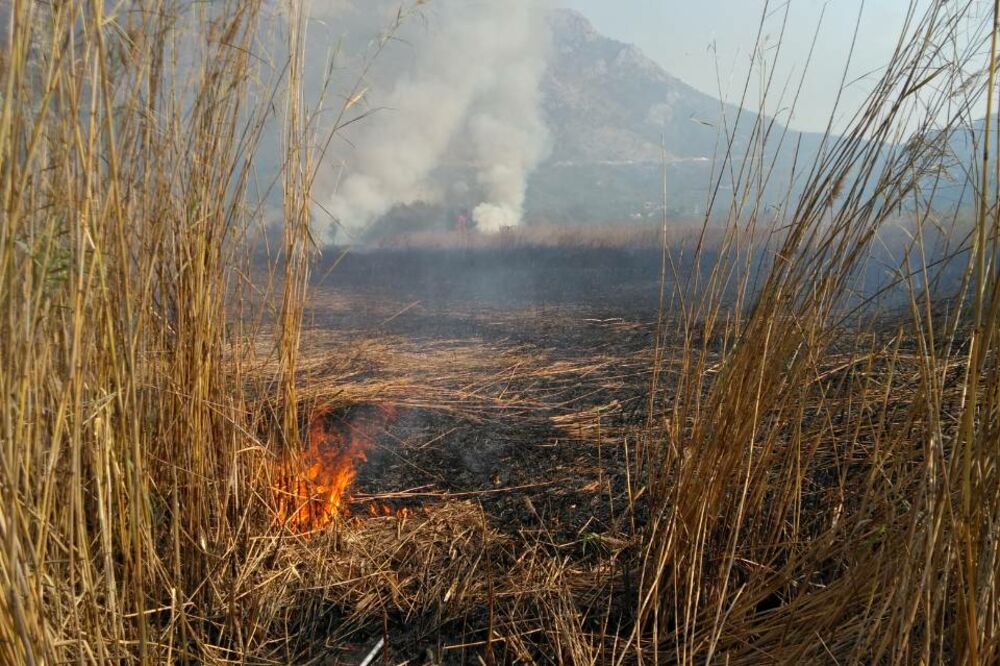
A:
[313,0,551,239]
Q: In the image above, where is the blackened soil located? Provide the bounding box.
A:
[296,246,663,664]
[321,244,672,312]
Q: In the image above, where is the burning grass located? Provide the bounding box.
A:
[200,310,997,663]
[276,402,399,532]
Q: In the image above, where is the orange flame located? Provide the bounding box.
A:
[277,402,397,532]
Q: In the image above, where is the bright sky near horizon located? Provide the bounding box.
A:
[561,0,985,133]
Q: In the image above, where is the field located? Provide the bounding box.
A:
[273,251,661,661]
[248,241,980,663]
[2,1,999,665]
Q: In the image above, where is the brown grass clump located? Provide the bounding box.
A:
[0,1,315,661]
[630,2,1000,663]
[253,499,631,663]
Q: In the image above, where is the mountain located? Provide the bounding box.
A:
[319,7,975,238]
[931,120,988,209]
[277,7,832,235]
[543,9,734,165]
[523,9,823,224]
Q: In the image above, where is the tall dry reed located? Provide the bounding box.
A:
[633,1,999,663]
[0,1,318,662]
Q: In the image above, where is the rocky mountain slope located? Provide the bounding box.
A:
[543,9,732,165]
[524,9,823,224]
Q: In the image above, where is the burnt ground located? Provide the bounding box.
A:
[257,240,975,665]
[287,246,668,664]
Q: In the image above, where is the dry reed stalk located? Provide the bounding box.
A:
[0,1,332,661]
[630,2,1000,663]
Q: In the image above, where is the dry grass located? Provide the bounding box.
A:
[629,2,1000,662]
[0,1,313,661]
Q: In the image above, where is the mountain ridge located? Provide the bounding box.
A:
[521,8,830,223]
[542,8,738,165]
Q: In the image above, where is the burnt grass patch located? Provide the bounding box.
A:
[276,246,661,662]
[273,245,929,663]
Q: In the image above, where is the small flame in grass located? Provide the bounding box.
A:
[277,402,397,533]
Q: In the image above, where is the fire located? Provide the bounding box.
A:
[277,402,397,532]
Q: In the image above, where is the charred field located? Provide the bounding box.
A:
[252,240,960,664]
[272,245,665,662]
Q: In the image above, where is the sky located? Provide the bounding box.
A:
[560,0,975,133]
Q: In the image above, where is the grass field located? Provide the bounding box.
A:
[2,1,999,664]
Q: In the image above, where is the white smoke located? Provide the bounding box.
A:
[314,0,551,239]
[472,203,519,233]
[466,29,551,233]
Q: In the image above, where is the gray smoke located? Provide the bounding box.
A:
[311,0,551,239]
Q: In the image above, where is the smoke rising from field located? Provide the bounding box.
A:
[314,0,551,239]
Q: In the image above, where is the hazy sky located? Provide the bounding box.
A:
[560,0,966,133]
